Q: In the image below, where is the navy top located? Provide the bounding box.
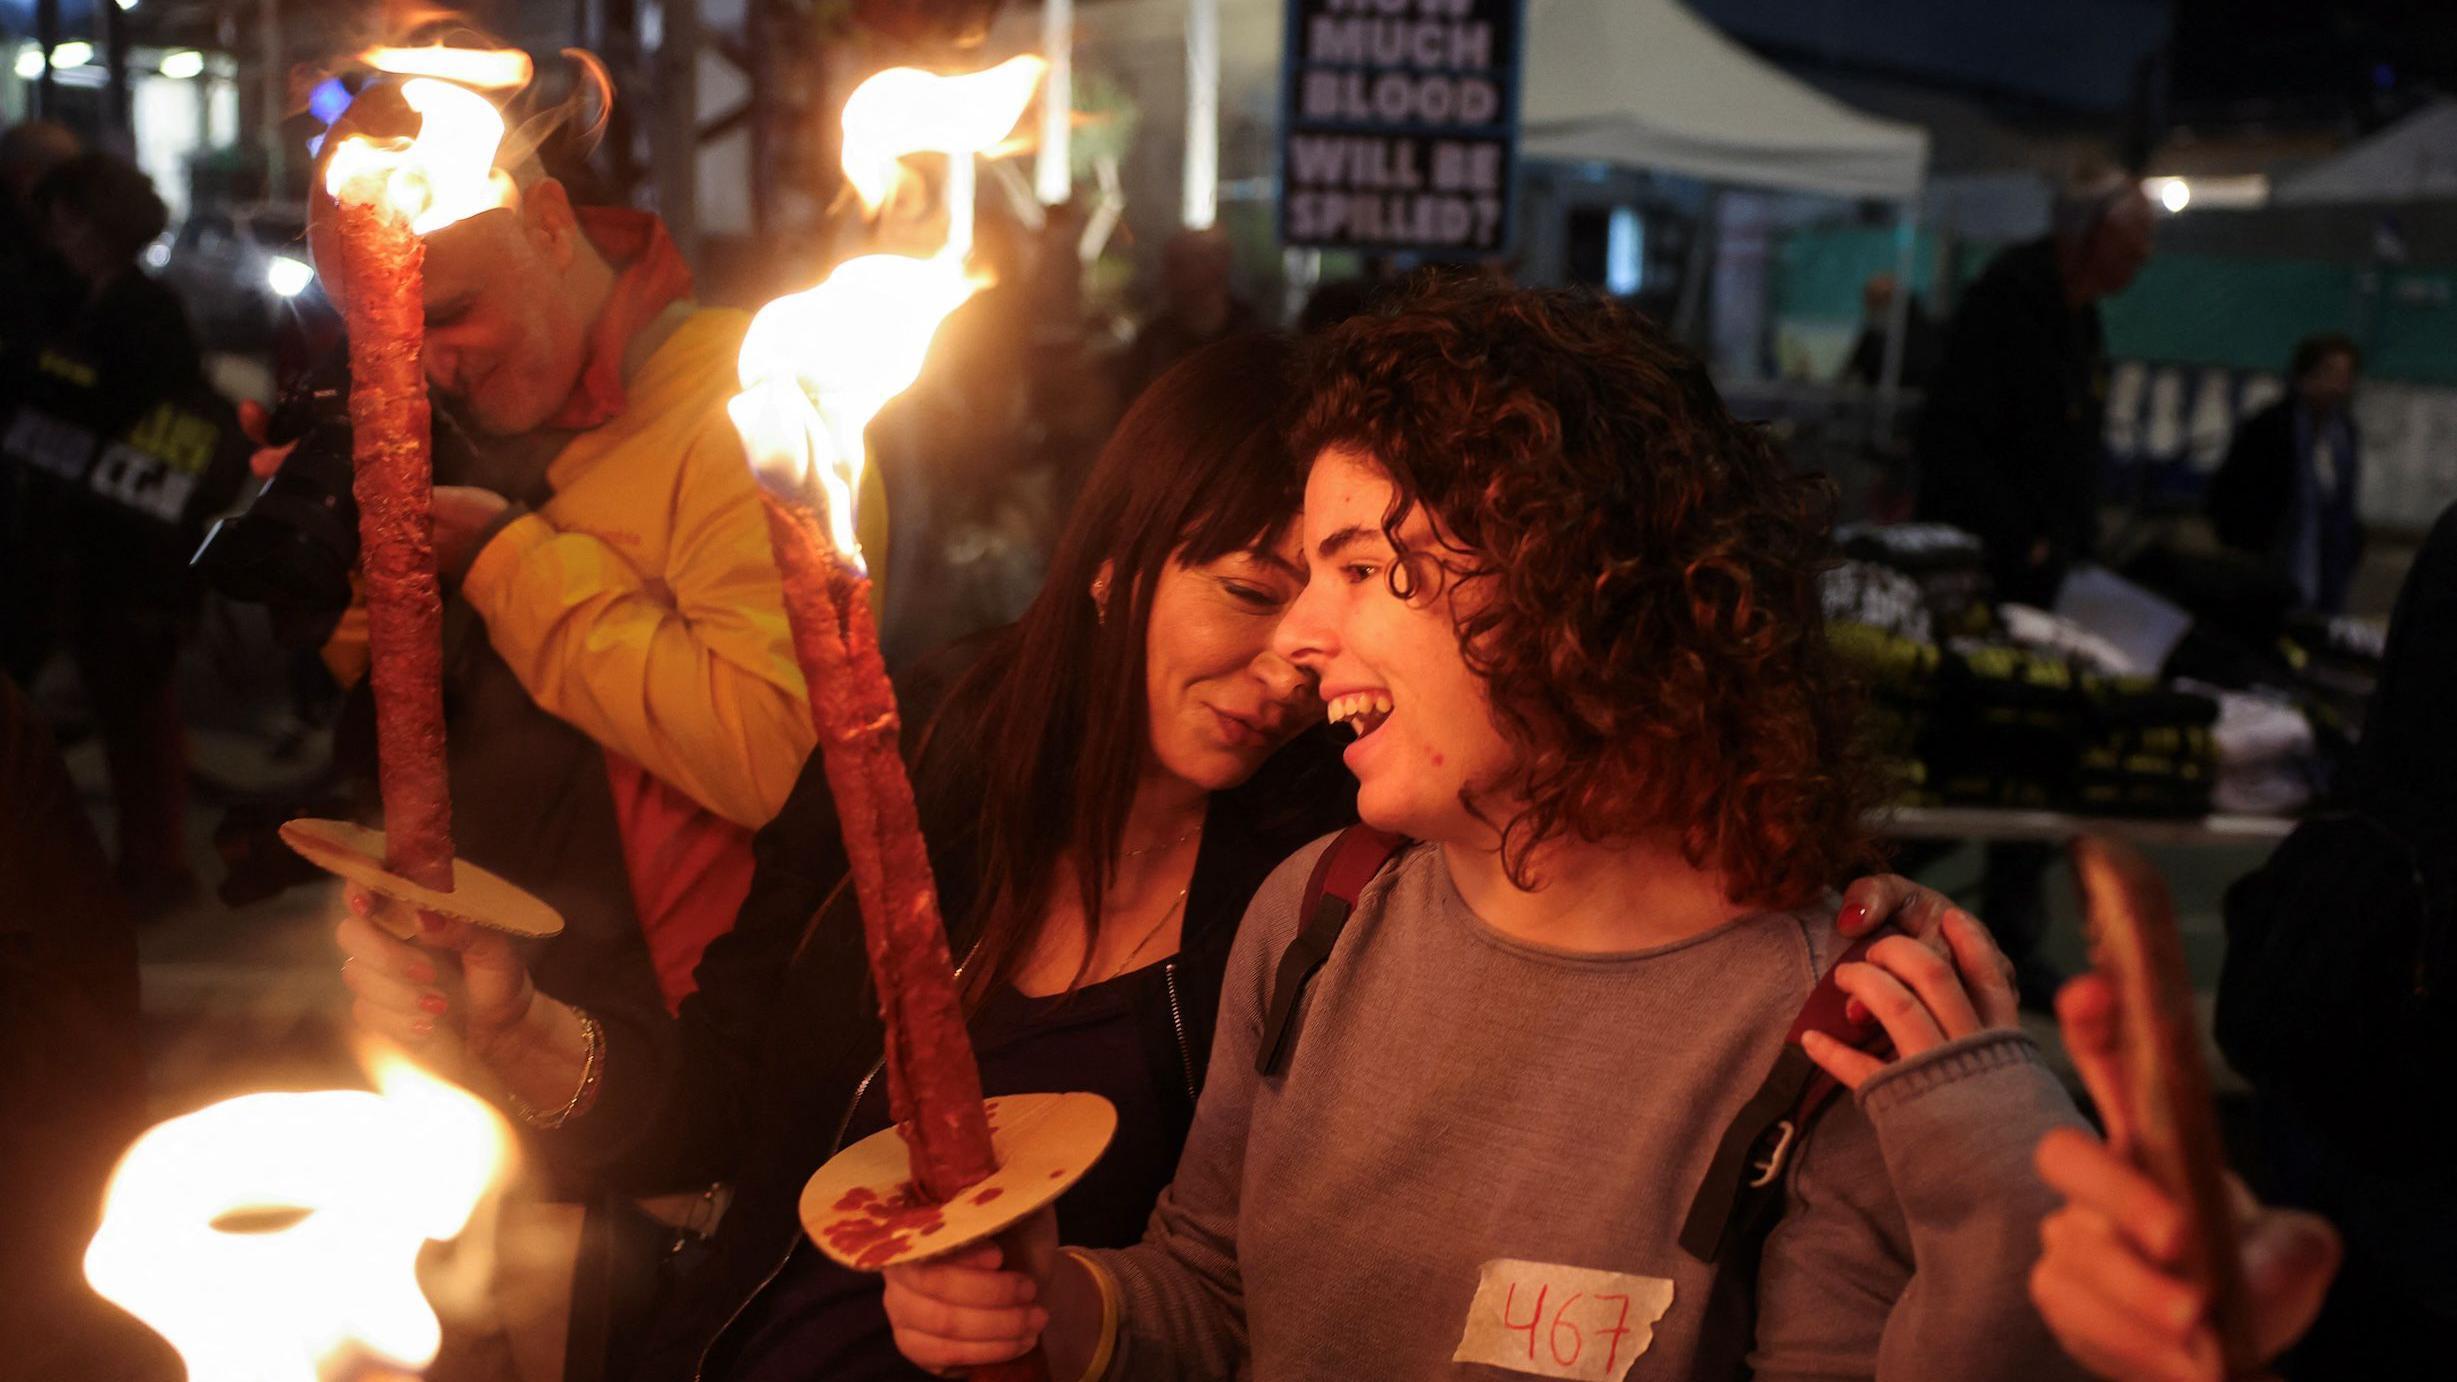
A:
[726,960,1186,1380]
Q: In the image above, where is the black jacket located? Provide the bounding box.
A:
[553,633,1355,1380]
[1914,238,2108,606]
[2207,398,2364,613]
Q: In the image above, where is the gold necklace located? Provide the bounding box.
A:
[1111,886,1191,974]
[1118,824,1201,859]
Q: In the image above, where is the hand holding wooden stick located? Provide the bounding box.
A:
[2066,836,2258,1374]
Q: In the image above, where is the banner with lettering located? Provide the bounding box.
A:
[1279,0,1526,256]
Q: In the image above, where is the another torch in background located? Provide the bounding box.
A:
[84,1055,512,1382]
[726,57,1113,1382]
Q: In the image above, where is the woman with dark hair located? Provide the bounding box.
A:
[885,278,2085,1380]
[335,334,1348,1379]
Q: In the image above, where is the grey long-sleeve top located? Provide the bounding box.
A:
[1090,838,2088,1380]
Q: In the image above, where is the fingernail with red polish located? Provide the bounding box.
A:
[348,891,370,916]
[419,991,449,1015]
[419,913,446,935]
[1845,997,1873,1025]
[1841,902,1869,931]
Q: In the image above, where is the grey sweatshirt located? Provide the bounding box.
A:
[1091,838,2087,1381]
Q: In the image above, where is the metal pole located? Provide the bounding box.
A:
[1182,0,1218,229]
[600,0,645,208]
[34,0,59,119]
[651,0,703,264]
[1035,0,1073,205]
[1876,201,1916,441]
[103,0,132,147]
[1672,188,1720,351]
[261,0,286,194]
[747,0,775,239]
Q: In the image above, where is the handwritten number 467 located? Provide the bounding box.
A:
[1501,1282,1637,1372]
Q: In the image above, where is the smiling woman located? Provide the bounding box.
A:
[1285,279,1877,905]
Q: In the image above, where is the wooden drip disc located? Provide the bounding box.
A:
[279,818,565,939]
[799,1092,1118,1272]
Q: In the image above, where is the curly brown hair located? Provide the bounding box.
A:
[1290,274,1877,909]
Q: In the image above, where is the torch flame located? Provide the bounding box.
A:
[84,1054,510,1382]
[323,76,517,236]
[838,56,1048,211]
[729,58,1045,570]
[729,255,985,562]
[363,44,535,91]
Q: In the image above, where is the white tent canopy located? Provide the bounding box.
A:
[1050,0,1930,203]
[1520,0,1930,202]
[2272,100,2457,205]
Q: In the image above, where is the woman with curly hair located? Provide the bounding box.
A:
[884,278,2084,1380]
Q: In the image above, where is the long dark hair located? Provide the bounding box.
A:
[944,333,1306,1000]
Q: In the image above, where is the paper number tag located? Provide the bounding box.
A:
[1451,1258,1676,1381]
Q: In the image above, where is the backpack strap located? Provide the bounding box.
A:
[1678,926,1898,1263]
[1257,825,1409,1076]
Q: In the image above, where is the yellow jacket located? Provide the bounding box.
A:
[328,306,885,830]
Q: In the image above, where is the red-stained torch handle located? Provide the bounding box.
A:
[335,197,453,890]
[760,493,1042,1380]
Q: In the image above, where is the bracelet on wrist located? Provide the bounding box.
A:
[505,1008,602,1131]
[1061,1247,1121,1382]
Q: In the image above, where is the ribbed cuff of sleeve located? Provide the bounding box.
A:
[1854,1028,2046,1117]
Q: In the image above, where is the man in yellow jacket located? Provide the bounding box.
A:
[302,81,877,1014]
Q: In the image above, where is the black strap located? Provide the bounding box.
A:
[1256,826,1406,1076]
[1679,927,1896,1263]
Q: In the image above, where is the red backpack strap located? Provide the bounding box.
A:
[1256,826,1408,1076]
[1678,926,1898,1263]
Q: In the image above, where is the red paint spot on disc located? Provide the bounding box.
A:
[1049,1169,1067,1179]
[971,1186,1005,1206]
[821,1181,950,1270]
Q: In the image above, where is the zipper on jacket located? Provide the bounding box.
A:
[1163,959,1198,1103]
[693,940,982,1381]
